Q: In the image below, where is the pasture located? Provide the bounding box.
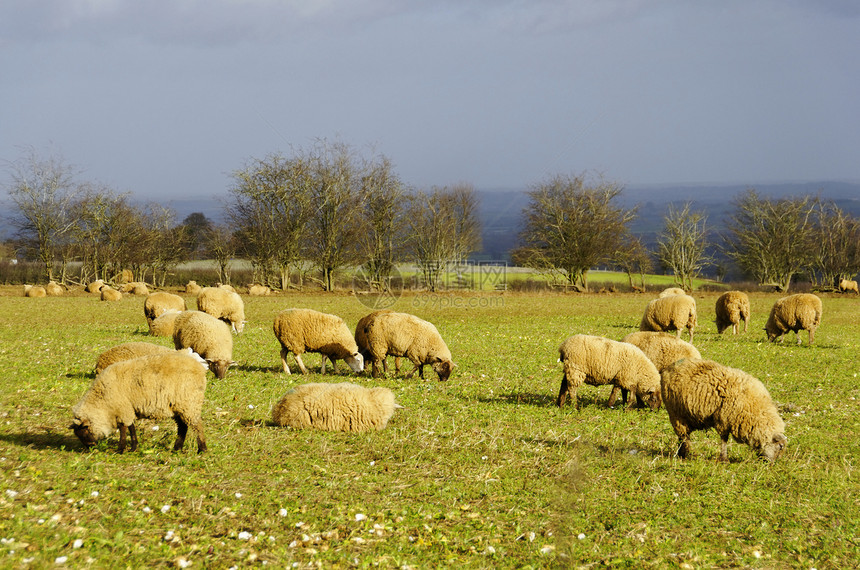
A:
[0,287,857,568]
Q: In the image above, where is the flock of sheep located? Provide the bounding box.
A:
[55,279,824,463]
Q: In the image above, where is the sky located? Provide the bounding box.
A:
[1,0,859,203]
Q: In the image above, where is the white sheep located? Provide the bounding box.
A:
[659,287,687,298]
[45,281,64,296]
[173,310,234,379]
[248,284,271,296]
[714,291,751,334]
[100,287,122,301]
[618,330,701,405]
[273,308,364,375]
[355,310,402,375]
[23,285,46,298]
[639,294,697,342]
[95,341,174,375]
[839,278,859,294]
[185,280,202,295]
[149,309,183,337]
[765,293,822,345]
[557,334,662,410]
[197,286,246,333]
[71,350,209,453]
[271,382,400,432]
[144,292,187,327]
[363,312,454,381]
[122,281,150,295]
[661,358,787,462]
[86,279,105,293]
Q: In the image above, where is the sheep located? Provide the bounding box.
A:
[618,331,702,405]
[714,291,751,334]
[173,310,234,379]
[185,280,202,295]
[95,342,175,375]
[839,278,859,294]
[45,281,64,296]
[71,350,209,453]
[659,287,687,298]
[557,334,662,410]
[248,284,271,296]
[765,293,822,345]
[86,279,105,293]
[639,294,697,342]
[273,308,364,375]
[216,283,236,293]
[144,292,187,327]
[197,286,246,333]
[363,312,454,381]
[122,281,150,295]
[149,309,182,337]
[355,310,402,375]
[23,285,46,298]
[271,382,400,432]
[100,287,122,301]
[661,358,787,462]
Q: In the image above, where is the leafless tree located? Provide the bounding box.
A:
[614,233,653,291]
[656,202,709,291]
[356,155,406,291]
[808,201,860,288]
[205,223,238,285]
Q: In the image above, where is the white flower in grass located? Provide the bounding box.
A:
[73,539,84,549]
[161,505,171,514]
[5,490,18,499]
[235,493,242,499]
[90,491,99,498]
[237,531,252,541]
[152,426,159,431]
[278,509,287,517]
[578,533,586,540]
[176,557,192,568]
[354,513,367,522]
[142,506,152,514]
[540,545,555,554]
[55,556,68,564]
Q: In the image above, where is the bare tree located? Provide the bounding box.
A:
[614,233,653,291]
[140,204,187,287]
[656,202,709,291]
[205,223,238,285]
[808,201,860,288]
[514,174,635,291]
[356,155,406,291]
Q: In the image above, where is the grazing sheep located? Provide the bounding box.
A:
[271,382,400,432]
[122,281,150,295]
[839,278,859,294]
[173,310,234,379]
[45,281,64,296]
[621,331,702,371]
[95,342,174,375]
[363,312,454,381]
[639,294,697,342]
[185,280,202,295]
[86,280,105,293]
[144,292,187,327]
[557,334,662,410]
[149,309,183,337]
[100,287,122,301]
[355,310,401,375]
[659,287,687,298]
[661,358,787,462]
[765,293,822,345]
[71,350,209,453]
[23,285,46,298]
[197,286,246,333]
[248,284,271,296]
[273,308,364,375]
[714,291,751,334]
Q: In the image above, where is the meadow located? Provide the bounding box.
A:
[0,286,857,568]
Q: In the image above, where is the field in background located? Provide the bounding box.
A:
[0,287,857,567]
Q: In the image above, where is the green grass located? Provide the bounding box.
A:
[0,287,858,568]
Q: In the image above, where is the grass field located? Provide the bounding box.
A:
[0,286,857,568]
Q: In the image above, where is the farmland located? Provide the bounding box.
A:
[0,287,858,568]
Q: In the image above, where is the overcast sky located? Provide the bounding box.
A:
[2,0,859,202]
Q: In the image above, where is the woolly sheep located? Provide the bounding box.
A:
[273,308,364,375]
[149,309,182,337]
[659,287,687,298]
[95,341,174,375]
[144,292,187,327]
[715,291,751,334]
[216,283,236,292]
[765,293,822,345]
[618,331,701,406]
[86,279,105,293]
[197,286,246,333]
[100,287,122,301]
[122,281,150,295]
[839,278,859,294]
[45,281,64,296]
[640,294,697,342]
[557,334,662,410]
[363,312,454,381]
[661,358,787,462]
[23,285,46,298]
[71,350,209,453]
[355,310,402,375]
[185,280,201,295]
[173,310,234,379]
[271,382,400,432]
[248,284,271,296]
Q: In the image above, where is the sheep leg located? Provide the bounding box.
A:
[189,418,207,453]
[607,385,623,407]
[394,356,402,374]
[280,347,292,374]
[371,358,384,379]
[320,354,327,374]
[128,423,138,452]
[118,423,128,453]
[557,375,578,408]
[294,354,310,375]
[717,432,731,462]
[808,328,815,345]
[173,416,188,451]
[671,419,692,458]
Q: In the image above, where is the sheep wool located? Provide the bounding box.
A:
[173,310,234,379]
[197,286,246,333]
[658,287,687,298]
[86,280,105,293]
[639,294,697,342]
[273,308,364,375]
[557,334,662,410]
[185,280,202,295]
[355,310,401,375]
[122,282,150,295]
[714,291,751,334]
[765,293,822,345]
[661,358,787,462]
[71,351,209,453]
[839,279,859,294]
[248,284,271,296]
[45,281,64,296]
[23,285,46,298]
[144,292,187,326]
[271,382,399,432]
[149,309,183,337]
[95,342,174,375]
[100,287,122,301]
[363,312,454,381]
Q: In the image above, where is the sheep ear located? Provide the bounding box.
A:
[773,433,787,445]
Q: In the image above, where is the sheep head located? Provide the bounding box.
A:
[758,433,788,463]
[207,359,232,379]
[431,358,455,382]
[70,419,98,449]
[344,352,364,373]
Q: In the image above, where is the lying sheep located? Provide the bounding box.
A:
[557,334,662,410]
[95,341,174,375]
[122,281,150,295]
[639,294,697,342]
[149,309,183,337]
[45,281,64,296]
[661,358,787,462]
[248,284,271,296]
[144,292,187,327]
[71,350,209,453]
[765,293,822,345]
[23,285,46,298]
[173,310,234,379]
[100,287,122,301]
[185,280,201,295]
[715,291,751,334]
[273,308,364,375]
[197,286,246,333]
[271,382,400,432]
[86,279,105,293]
[364,312,454,381]
[659,287,687,298]
[355,310,401,375]
[839,278,859,294]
